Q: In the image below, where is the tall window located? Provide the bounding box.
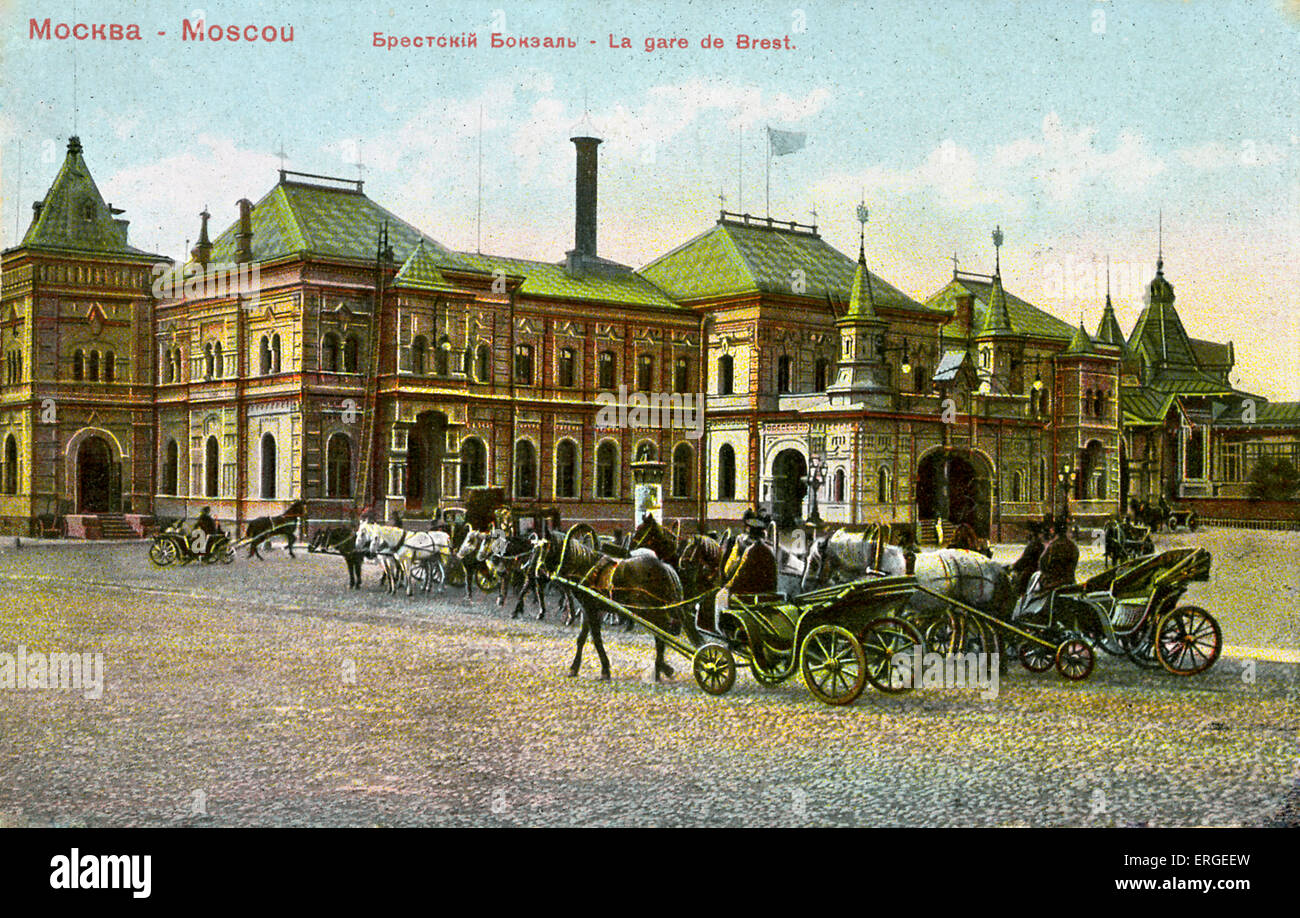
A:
[411,336,427,375]
[595,440,618,498]
[460,437,486,490]
[321,334,340,373]
[833,468,846,502]
[88,350,100,381]
[2,434,16,494]
[213,342,223,378]
[205,436,220,497]
[514,440,536,498]
[271,334,281,373]
[514,344,534,385]
[434,340,449,376]
[163,347,174,383]
[672,443,693,498]
[476,343,491,382]
[462,345,474,378]
[203,344,214,379]
[913,364,928,393]
[1084,389,1094,418]
[73,350,84,381]
[103,351,115,383]
[259,336,272,375]
[717,354,734,395]
[326,433,352,498]
[343,335,360,372]
[636,354,654,392]
[163,438,179,495]
[673,357,690,394]
[598,351,616,390]
[1094,389,1105,419]
[877,467,892,503]
[555,439,578,498]
[1011,470,1023,502]
[717,444,736,500]
[814,358,829,392]
[776,354,792,393]
[558,347,577,388]
[260,433,277,499]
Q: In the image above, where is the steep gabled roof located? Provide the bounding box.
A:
[17,136,159,259]
[1064,322,1096,355]
[392,239,454,293]
[975,274,1016,337]
[1127,294,1201,371]
[639,216,928,312]
[1095,296,1130,355]
[928,275,1076,341]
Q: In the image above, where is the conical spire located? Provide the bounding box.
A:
[842,239,880,322]
[978,273,1014,335]
[1065,321,1095,355]
[21,136,139,254]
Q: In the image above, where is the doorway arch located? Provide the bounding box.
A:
[916,448,992,538]
[770,448,807,527]
[76,435,118,513]
[405,411,448,510]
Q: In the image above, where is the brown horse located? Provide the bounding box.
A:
[246,500,306,559]
[677,531,734,595]
[628,514,683,566]
[534,528,685,681]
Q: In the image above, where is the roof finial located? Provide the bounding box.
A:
[1106,254,1112,305]
[992,225,1004,276]
[855,196,868,261]
[951,251,959,278]
[1157,209,1163,274]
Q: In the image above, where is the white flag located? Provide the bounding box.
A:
[768,127,807,156]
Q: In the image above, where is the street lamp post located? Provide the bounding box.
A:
[1057,463,1076,522]
[802,455,827,529]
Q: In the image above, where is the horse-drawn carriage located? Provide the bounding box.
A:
[1104,518,1155,566]
[149,519,235,566]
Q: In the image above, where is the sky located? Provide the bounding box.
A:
[1,0,1297,399]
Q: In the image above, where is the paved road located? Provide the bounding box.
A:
[0,535,1296,827]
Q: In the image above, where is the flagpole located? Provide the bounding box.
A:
[737,125,743,213]
[765,126,771,219]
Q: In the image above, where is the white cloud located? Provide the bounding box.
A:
[993,112,1165,202]
[1177,140,1288,170]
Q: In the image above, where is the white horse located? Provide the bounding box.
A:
[355,521,450,597]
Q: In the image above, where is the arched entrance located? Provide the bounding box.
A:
[405,411,448,510]
[76,435,119,513]
[770,448,807,528]
[916,449,991,538]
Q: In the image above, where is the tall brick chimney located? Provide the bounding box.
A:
[570,126,601,259]
[234,198,253,264]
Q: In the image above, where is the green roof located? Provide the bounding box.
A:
[976,275,1016,336]
[393,239,454,292]
[455,251,682,310]
[842,244,884,322]
[201,180,465,267]
[1065,322,1096,355]
[1120,387,1177,425]
[929,276,1076,341]
[18,137,159,259]
[639,217,927,311]
[1095,297,1129,354]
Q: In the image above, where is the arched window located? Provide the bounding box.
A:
[1084,389,1094,418]
[717,354,734,395]
[877,467,892,503]
[636,354,654,392]
[595,440,618,498]
[1011,469,1023,502]
[271,334,281,373]
[558,347,577,388]
[672,443,693,498]
[321,334,340,373]
[203,343,214,379]
[73,349,84,381]
[2,434,16,494]
[205,435,220,498]
[213,342,223,378]
[172,348,182,383]
[163,438,179,496]
[814,358,829,392]
[343,335,360,372]
[635,440,657,462]
[411,336,426,375]
[87,350,100,381]
[555,439,578,498]
[259,335,271,375]
[914,364,928,393]
[598,351,616,390]
[476,343,491,382]
[1094,388,1105,419]
[103,351,115,383]
[163,347,174,383]
[717,444,736,500]
[462,345,473,378]
[1038,388,1049,417]
[459,437,486,490]
[514,440,536,498]
[674,357,690,394]
[326,433,352,498]
[833,468,846,503]
[514,344,533,385]
[434,339,449,376]
[776,354,792,393]
[260,433,277,499]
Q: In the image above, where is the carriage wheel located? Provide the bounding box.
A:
[1155,605,1221,675]
[1018,641,1055,673]
[149,540,177,567]
[1167,515,1179,532]
[201,540,228,565]
[861,617,924,694]
[693,644,736,695]
[917,611,957,656]
[1055,639,1095,680]
[475,567,500,592]
[801,625,868,705]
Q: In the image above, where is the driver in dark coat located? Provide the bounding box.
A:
[722,509,777,595]
[1009,521,1046,596]
[191,506,219,555]
[1037,516,1079,591]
